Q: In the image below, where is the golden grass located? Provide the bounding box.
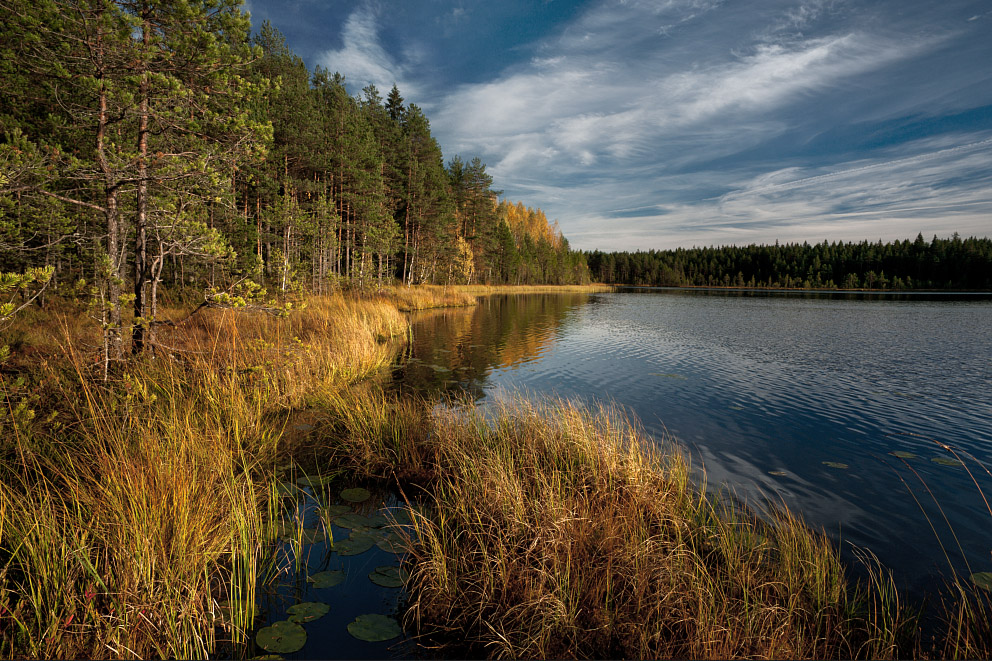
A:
[303,390,916,659]
[0,293,409,658]
[3,287,982,659]
[374,284,478,311]
[453,283,615,295]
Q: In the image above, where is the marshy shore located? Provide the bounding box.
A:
[0,284,987,658]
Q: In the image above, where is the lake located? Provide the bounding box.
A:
[394,289,992,599]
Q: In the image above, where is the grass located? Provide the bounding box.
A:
[0,293,408,658]
[0,284,988,658]
[317,391,916,658]
[452,283,615,295]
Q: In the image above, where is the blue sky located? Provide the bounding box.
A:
[243,0,992,251]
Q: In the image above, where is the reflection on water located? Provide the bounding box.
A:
[393,289,992,601]
[391,293,593,400]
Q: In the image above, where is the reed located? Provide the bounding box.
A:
[4,287,982,659]
[0,293,409,658]
[302,388,915,659]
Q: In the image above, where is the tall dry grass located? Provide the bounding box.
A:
[0,293,409,658]
[453,283,615,295]
[300,389,916,659]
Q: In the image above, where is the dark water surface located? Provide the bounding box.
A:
[393,289,992,598]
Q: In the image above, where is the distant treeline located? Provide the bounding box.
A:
[586,234,992,290]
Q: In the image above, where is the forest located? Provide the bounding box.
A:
[586,234,992,290]
[0,1,590,355]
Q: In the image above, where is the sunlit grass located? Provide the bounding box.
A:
[306,390,916,659]
[2,286,986,659]
[0,293,409,658]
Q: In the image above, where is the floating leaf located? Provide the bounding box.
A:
[218,599,253,623]
[336,533,376,556]
[287,601,330,623]
[368,566,409,588]
[282,528,325,545]
[340,487,371,503]
[369,513,394,528]
[297,474,335,489]
[334,513,372,529]
[889,451,918,459]
[255,620,307,654]
[385,508,416,526]
[822,461,849,469]
[376,533,407,554]
[970,572,992,591]
[768,470,788,477]
[932,457,964,467]
[347,614,402,642]
[275,482,296,497]
[308,570,345,589]
[321,505,351,517]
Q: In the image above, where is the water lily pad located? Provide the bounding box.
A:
[275,482,296,497]
[822,461,849,469]
[385,508,416,526]
[932,457,964,467]
[970,572,992,590]
[282,528,325,545]
[368,513,392,528]
[308,570,345,588]
[376,533,407,554]
[297,474,335,489]
[334,513,373,529]
[218,599,253,623]
[287,601,330,623]
[321,505,352,517]
[256,620,307,654]
[768,470,788,477]
[889,451,918,459]
[368,565,409,588]
[347,614,402,642]
[336,532,377,556]
[340,487,371,503]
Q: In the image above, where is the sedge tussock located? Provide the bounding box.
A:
[385,397,913,659]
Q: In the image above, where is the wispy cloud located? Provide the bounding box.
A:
[310,0,992,249]
[316,2,421,98]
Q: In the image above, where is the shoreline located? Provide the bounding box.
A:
[0,286,987,658]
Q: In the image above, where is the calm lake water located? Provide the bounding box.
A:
[394,289,992,598]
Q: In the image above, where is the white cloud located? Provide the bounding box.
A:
[307,0,992,250]
[316,2,421,98]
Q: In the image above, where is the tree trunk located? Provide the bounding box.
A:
[132,7,150,354]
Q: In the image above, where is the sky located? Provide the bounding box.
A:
[243,0,992,251]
